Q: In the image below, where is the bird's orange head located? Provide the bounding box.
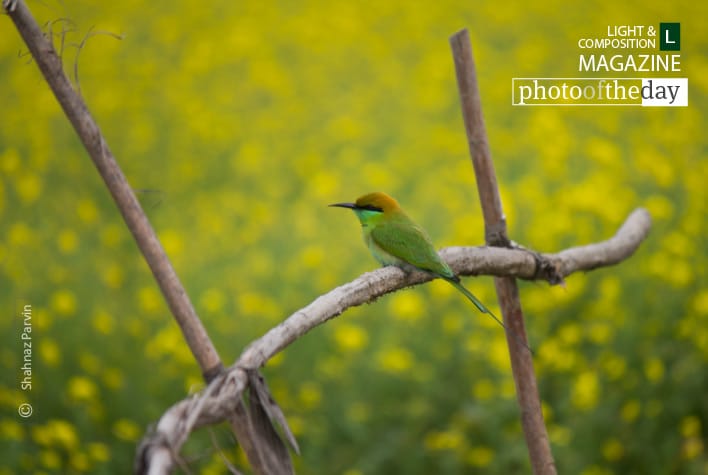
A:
[329,192,403,225]
[329,191,401,214]
[354,192,401,213]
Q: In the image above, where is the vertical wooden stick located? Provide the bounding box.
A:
[5,0,221,383]
[449,29,557,475]
[4,2,292,473]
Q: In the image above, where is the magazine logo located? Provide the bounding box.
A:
[512,78,687,106]
[512,22,687,107]
[577,25,681,72]
[660,23,680,51]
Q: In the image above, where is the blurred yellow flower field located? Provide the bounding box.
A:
[1,0,706,473]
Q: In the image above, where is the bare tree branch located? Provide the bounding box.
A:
[450,28,556,475]
[138,206,651,472]
[4,0,220,381]
[4,2,293,474]
[445,207,651,284]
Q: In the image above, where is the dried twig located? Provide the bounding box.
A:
[4,2,293,474]
[449,28,554,474]
[4,0,221,380]
[72,26,124,95]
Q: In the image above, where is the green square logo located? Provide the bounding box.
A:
[660,23,680,51]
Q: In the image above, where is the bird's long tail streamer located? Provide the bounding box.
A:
[446,279,534,355]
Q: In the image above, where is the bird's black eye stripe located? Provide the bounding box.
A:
[357,204,383,212]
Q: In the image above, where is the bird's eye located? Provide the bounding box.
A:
[358,204,383,212]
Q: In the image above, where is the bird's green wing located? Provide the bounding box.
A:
[370,220,454,278]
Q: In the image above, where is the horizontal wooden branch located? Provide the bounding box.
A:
[449,207,652,284]
[139,207,651,471]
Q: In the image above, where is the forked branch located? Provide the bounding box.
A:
[138,207,651,472]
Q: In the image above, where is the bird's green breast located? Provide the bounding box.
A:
[365,211,455,279]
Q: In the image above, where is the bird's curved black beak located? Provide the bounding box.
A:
[329,202,357,209]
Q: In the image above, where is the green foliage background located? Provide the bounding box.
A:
[1,0,706,473]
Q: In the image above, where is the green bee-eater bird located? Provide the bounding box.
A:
[330,191,512,335]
